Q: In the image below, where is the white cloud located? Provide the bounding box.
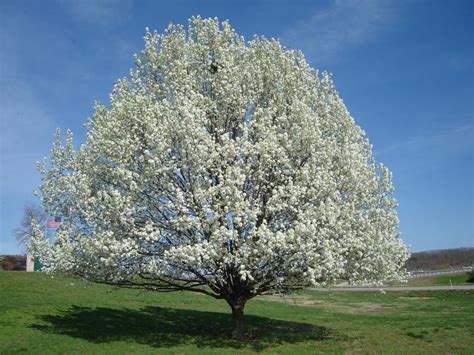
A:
[282,0,396,64]
[0,13,54,193]
[0,79,55,194]
[374,122,474,179]
[376,123,474,156]
[58,0,134,27]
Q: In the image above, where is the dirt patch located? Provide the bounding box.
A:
[260,294,323,306]
[326,302,402,314]
[300,299,325,306]
[259,294,404,314]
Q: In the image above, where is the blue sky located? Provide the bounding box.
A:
[0,0,473,254]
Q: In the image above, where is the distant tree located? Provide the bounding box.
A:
[405,248,474,271]
[0,255,26,271]
[14,203,47,251]
[29,17,409,339]
[467,270,474,283]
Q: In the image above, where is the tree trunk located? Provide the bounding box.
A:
[230,301,246,339]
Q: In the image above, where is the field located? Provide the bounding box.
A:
[1,271,473,354]
[403,272,473,287]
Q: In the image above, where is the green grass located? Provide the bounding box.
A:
[399,272,473,286]
[432,273,473,285]
[1,271,473,354]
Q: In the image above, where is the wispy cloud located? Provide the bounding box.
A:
[0,26,55,196]
[282,0,397,64]
[374,122,474,179]
[0,81,53,194]
[58,0,134,27]
[376,123,474,156]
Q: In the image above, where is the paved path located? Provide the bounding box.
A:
[309,285,474,292]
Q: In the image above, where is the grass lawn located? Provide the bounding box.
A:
[401,272,473,287]
[1,271,473,354]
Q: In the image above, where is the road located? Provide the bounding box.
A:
[309,285,474,292]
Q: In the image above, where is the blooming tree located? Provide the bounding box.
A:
[31,17,409,338]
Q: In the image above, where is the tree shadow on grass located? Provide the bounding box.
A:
[32,305,330,351]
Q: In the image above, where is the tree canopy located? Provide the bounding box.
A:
[30,17,409,337]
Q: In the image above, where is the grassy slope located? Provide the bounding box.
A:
[1,271,473,354]
[403,272,472,287]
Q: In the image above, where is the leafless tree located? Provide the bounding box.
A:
[13,203,47,252]
[406,248,474,271]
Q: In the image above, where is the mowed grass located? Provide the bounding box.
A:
[1,271,473,354]
[401,272,473,287]
[431,272,472,285]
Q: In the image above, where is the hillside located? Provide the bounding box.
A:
[3,247,474,272]
[406,248,474,271]
[0,255,26,271]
